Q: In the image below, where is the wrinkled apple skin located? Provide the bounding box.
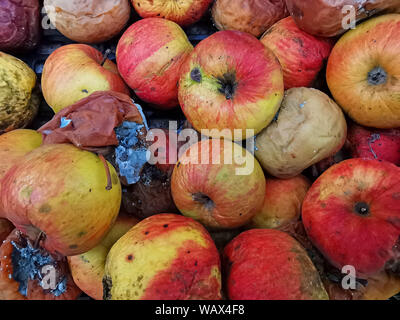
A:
[68,215,138,300]
[255,87,347,178]
[132,0,213,27]
[0,0,40,52]
[224,229,329,300]
[104,214,222,300]
[171,139,266,229]
[286,0,400,37]
[178,30,284,141]
[347,122,400,166]
[260,17,333,89]
[44,0,131,44]
[212,0,288,38]
[42,44,130,114]
[117,18,193,109]
[0,129,42,180]
[327,14,400,129]
[302,159,400,277]
[0,218,13,242]
[0,144,122,256]
[249,175,310,229]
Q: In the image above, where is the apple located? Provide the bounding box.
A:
[326,14,400,129]
[103,214,222,300]
[248,175,311,229]
[0,129,42,180]
[286,0,400,37]
[0,143,122,256]
[132,0,213,27]
[347,122,400,166]
[178,30,284,141]
[0,0,40,52]
[260,16,333,89]
[117,18,193,109]
[0,218,13,243]
[68,215,138,300]
[0,52,39,133]
[223,229,329,300]
[42,44,130,114]
[171,139,266,229]
[212,0,288,38]
[44,0,131,44]
[0,229,82,300]
[255,87,347,178]
[302,159,400,277]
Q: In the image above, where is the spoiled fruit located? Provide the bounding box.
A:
[104,214,222,300]
[0,218,13,242]
[1,144,121,256]
[0,52,39,133]
[224,229,329,300]
[0,230,81,300]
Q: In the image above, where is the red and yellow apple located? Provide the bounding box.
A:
[0,229,82,300]
[68,215,138,300]
[1,143,122,256]
[42,44,130,113]
[179,30,284,141]
[103,214,222,300]
[132,0,213,27]
[249,175,311,229]
[212,0,288,38]
[117,18,193,109]
[224,229,329,300]
[326,14,400,129]
[347,122,400,166]
[302,159,400,277]
[171,139,266,229]
[260,16,333,89]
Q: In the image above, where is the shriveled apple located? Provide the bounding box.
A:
[68,215,138,300]
[104,214,222,300]
[1,143,122,256]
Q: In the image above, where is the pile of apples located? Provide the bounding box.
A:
[0,0,399,300]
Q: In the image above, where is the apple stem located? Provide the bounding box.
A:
[34,232,46,249]
[101,49,112,66]
[98,154,113,190]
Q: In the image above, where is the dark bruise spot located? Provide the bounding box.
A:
[293,37,304,47]
[127,254,134,261]
[69,244,78,249]
[82,89,89,93]
[78,231,87,237]
[190,68,202,83]
[39,204,52,213]
[163,224,169,228]
[103,276,112,300]
[321,203,327,208]
[144,231,149,235]
[194,261,198,266]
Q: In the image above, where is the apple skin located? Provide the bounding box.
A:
[117,18,193,109]
[347,122,400,166]
[178,30,284,141]
[223,229,329,300]
[42,44,130,114]
[132,0,213,27]
[0,144,122,256]
[260,17,333,89]
[0,218,13,243]
[103,214,222,300]
[68,215,138,300]
[248,175,311,229]
[326,14,400,129]
[171,139,266,229]
[302,159,400,277]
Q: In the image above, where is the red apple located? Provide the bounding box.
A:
[224,229,329,300]
[42,44,130,113]
[132,0,213,27]
[347,122,400,166]
[326,14,400,129]
[178,30,284,141]
[117,18,193,109]
[260,16,333,89]
[171,139,266,229]
[248,175,311,229]
[302,159,400,277]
